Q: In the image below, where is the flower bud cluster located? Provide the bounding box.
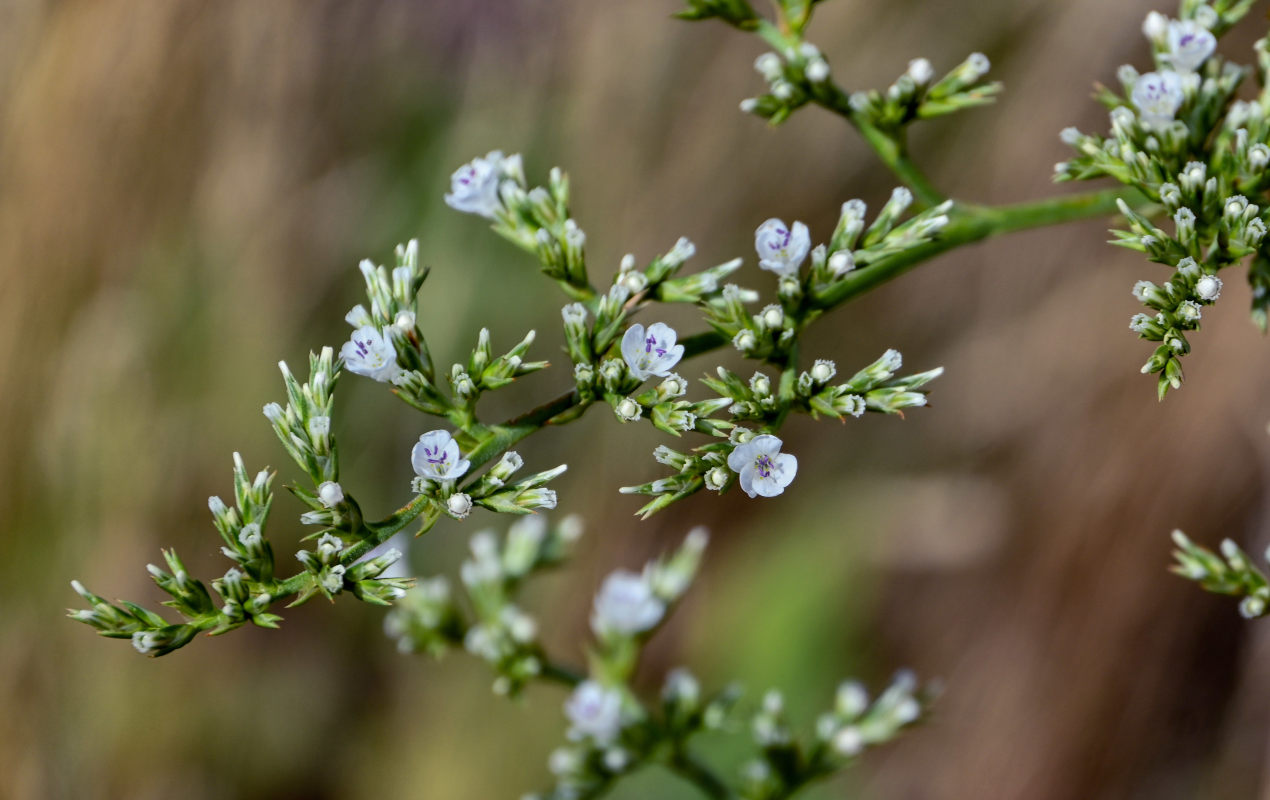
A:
[266,347,341,487]
[447,152,594,295]
[1115,180,1263,395]
[1171,530,1270,619]
[384,516,584,694]
[846,52,1000,135]
[1056,7,1270,396]
[738,671,931,800]
[807,349,943,418]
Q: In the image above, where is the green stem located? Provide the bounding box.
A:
[669,749,735,800]
[540,660,585,687]
[853,120,944,208]
[811,186,1143,309]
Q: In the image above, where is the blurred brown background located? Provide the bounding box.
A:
[4,1,1270,798]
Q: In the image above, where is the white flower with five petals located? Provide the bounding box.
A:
[592,570,665,636]
[621,322,685,381]
[755,218,811,275]
[444,151,508,219]
[1131,71,1184,127]
[564,681,624,744]
[411,430,470,481]
[1166,20,1216,73]
[340,326,402,383]
[727,434,798,498]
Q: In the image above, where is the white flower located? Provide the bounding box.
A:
[262,402,285,423]
[132,631,162,655]
[1142,11,1169,44]
[340,326,402,383]
[592,570,666,635]
[1130,71,1184,127]
[317,481,344,508]
[447,492,473,519]
[1195,274,1222,301]
[727,434,798,498]
[1167,20,1216,72]
[755,218,811,275]
[615,397,643,422]
[621,322,685,380]
[810,359,836,384]
[828,250,855,276]
[444,150,507,218]
[833,726,864,756]
[907,57,934,85]
[704,466,729,492]
[759,304,784,330]
[806,59,830,83]
[565,681,624,744]
[411,430,470,481]
[345,304,373,328]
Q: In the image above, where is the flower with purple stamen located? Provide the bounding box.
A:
[727,434,797,498]
[564,681,624,744]
[755,218,811,275]
[620,322,684,381]
[444,150,509,219]
[1166,20,1216,73]
[411,429,470,482]
[1131,70,1184,127]
[340,325,402,383]
[592,570,665,636]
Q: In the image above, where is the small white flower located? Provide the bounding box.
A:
[564,681,624,744]
[759,304,784,330]
[411,430,470,481]
[755,219,811,275]
[238,523,263,548]
[1142,10,1169,44]
[828,250,855,276]
[810,359,836,384]
[832,726,864,756]
[754,52,783,82]
[340,325,402,383]
[806,59,830,82]
[1195,274,1222,301]
[262,402,285,423]
[308,416,331,438]
[704,466,729,492]
[447,492,473,519]
[620,322,685,380]
[345,304,373,328]
[727,434,798,498]
[732,329,757,353]
[907,57,934,85]
[317,481,344,508]
[966,52,990,78]
[1167,19,1216,72]
[615,397,642,422]
[132,631,162,655]
[592,570,666,635]
[1130,71,1184,127]
[444,150,508,219]
[603,748,629,773]
[1177,300,1203,322]
[394,310,416,331]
